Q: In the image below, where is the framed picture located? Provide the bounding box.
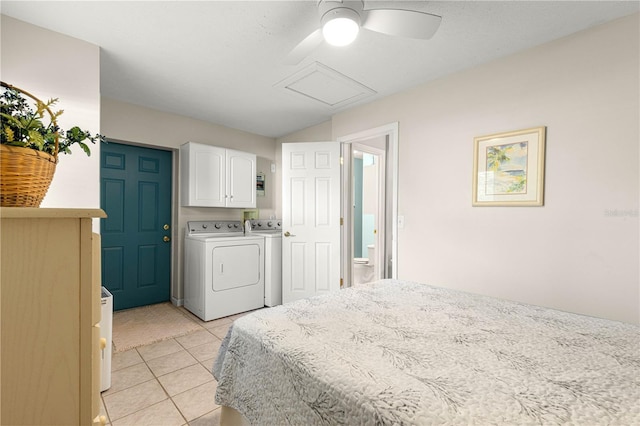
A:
[473,126,546,206]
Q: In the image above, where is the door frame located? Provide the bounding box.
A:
[338,122,399,286]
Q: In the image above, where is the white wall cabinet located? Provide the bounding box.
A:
[181,142,256,208]
[226,148,257,208]
[0,208,107,426]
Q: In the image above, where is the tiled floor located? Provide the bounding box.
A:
[100,306,252,426]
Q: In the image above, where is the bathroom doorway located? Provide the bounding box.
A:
[338,123,398,288]
[351,142,385,285]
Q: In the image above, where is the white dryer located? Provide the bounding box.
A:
[184,220,264,321]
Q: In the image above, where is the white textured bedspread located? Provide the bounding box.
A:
[213,280,640,425]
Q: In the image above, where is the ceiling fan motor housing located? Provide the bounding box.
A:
[285,0,443,64]
[319,0,364,27]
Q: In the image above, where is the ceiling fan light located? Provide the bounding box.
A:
[321,8,360,47]
[323,17,359,46]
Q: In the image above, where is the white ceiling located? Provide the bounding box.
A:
[2,1,638,138]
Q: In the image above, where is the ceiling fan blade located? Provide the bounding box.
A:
[362,9,442,40]
[284,28,324,65]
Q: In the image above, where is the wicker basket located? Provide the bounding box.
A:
[0,82,59,207]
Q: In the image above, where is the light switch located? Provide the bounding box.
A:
[397,215,405,229]
[270,163,276,173]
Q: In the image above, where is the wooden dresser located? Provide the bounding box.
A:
[0,208,107,425]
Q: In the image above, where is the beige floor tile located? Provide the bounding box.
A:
[228,308,264,321]
[176,329,218,349]
[146,349,198,377]
[176,306,206,323]
[103,380,167,421]
[111,349,144,372]
[137,338,183,362]
[111,399,185,426]
[103,362,154,395]
[188,339,223,362]
[158,363,214,396]
[188,408,221,426]
[201,316,233,329]
[207,323,231,339]
[172,381,219,422]
[199,356,216,372]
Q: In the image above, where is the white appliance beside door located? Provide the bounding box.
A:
[281,142,341,303]
[184,221,264,321]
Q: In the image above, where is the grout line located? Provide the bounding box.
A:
[103,330,219,425]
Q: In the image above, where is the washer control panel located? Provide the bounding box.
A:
[249,219,282,231]
[187,220,243,234]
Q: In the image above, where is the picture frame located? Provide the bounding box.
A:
[472,126,546,206]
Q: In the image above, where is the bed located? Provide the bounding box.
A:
[213,279,640,425]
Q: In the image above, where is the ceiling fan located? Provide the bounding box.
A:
[285,0,442,65]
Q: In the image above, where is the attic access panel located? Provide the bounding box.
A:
[275,62,376,109]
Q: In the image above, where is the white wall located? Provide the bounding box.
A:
[101,97,276,219]
[281,14,640,324]
[101,97,277,303]
[1,16,101,219]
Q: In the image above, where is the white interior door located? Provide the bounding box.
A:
[282,142,341,303]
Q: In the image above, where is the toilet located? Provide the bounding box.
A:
[353,245,376,285]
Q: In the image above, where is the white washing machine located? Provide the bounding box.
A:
[249,219,282,307]
[184,220,264,321]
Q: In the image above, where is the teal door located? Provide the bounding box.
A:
[100,142,172,310]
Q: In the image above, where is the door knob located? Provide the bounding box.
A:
[163,224,170,230]
[284,231,296,237]
[163,236,171,242]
